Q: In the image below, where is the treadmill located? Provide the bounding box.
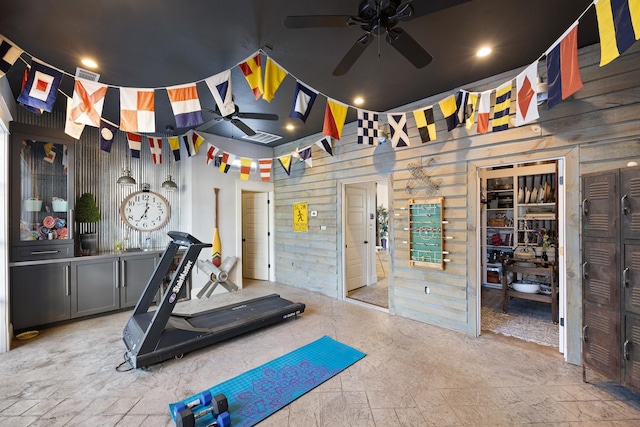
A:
[122,231,305,369]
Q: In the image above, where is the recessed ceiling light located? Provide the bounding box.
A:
[476,46,492,58]
[354,97,364,105]
[81,58,98,69]
[286,124,295,131]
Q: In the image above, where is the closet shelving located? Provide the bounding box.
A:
[481,162,558,288]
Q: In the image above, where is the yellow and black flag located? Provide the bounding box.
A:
[413,107,436,143]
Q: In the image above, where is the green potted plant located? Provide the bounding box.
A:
[76,192,101,255]
[377,204,389,249]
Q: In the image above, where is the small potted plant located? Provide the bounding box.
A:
[76,192,101,255]
[377,204,389,249]
[542,233,555,262]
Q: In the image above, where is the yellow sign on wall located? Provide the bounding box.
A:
[293,202,308,232]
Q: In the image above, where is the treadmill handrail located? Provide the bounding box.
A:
[167,231,212,248]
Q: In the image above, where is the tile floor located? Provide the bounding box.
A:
[2,279,640,426]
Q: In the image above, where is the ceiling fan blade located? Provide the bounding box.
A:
[235,112,279,121]
[283,15,353,29]
[230,118,256,136]
[196,117,224,132]
[386,28,433,69]
[332,34,374,76]
[402,0,471,21]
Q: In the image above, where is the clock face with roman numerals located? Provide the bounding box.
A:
[119,190,170,231]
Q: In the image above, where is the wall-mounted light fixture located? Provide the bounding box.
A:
[161,175,178,191]
[116,168,136,186]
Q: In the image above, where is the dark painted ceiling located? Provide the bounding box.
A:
[0,0,599,147]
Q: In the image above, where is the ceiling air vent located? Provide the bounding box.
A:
[241,130,282,144]
[75,67,100,82]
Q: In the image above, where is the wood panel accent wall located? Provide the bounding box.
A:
[273,42,640,365]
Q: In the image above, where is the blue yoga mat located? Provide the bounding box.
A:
[169,335,365,427]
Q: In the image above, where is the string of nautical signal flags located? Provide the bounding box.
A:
[0,0,637,178]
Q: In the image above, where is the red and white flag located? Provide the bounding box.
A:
[515,61,539,127]
[44,143,56,163]
[126,132,143,158]
[476,90,492,134]
[259,158,272,181]
[120,87,155,132]
[70,78,108,127]
[148,136,163,164]
[206,143,221,166]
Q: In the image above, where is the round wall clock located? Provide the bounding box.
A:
[119,189,170,231]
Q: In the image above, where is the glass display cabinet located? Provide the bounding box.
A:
[10,123,75,262]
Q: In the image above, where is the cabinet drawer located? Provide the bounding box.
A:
[11,241,74,262]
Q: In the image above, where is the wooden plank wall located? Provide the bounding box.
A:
[273,42,640,364]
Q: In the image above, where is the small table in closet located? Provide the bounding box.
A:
[501,258,558,324]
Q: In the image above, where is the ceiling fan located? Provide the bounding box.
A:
[197,104,279,136]
[284,0,471,76]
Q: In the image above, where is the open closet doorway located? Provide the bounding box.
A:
[344,179,390,309]
[478,159,566,355]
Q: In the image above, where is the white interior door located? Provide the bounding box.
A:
[346,186,368,292]
[242,191,269,280]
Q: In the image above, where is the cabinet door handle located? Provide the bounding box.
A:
[624,267,630,288]
[624,339,631,360]
[582,199,589,216]
[31,250,60,255]
[582,262,589,280]
[121,263,126,287]
[115,262,120,289]
[622,194,630,215]
[583,325,588,343]
[65,265,70,296]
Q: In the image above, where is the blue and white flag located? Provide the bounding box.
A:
[357,110,379,145]
[99,120,117,152]
[17,59,63,112]
[289,82,317,123]
[0,37,22,76]
[388,113,410,148]
[205,69,235,117]
[298,146,313,167]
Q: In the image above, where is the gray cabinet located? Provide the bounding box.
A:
[71,257,119,318]
[120,253,158,308]
[10,263,71,331]
[10,252,161,332]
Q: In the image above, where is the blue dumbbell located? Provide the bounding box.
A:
[173,391,212,419]
[206,411,230,427]
[176,394,229,427]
